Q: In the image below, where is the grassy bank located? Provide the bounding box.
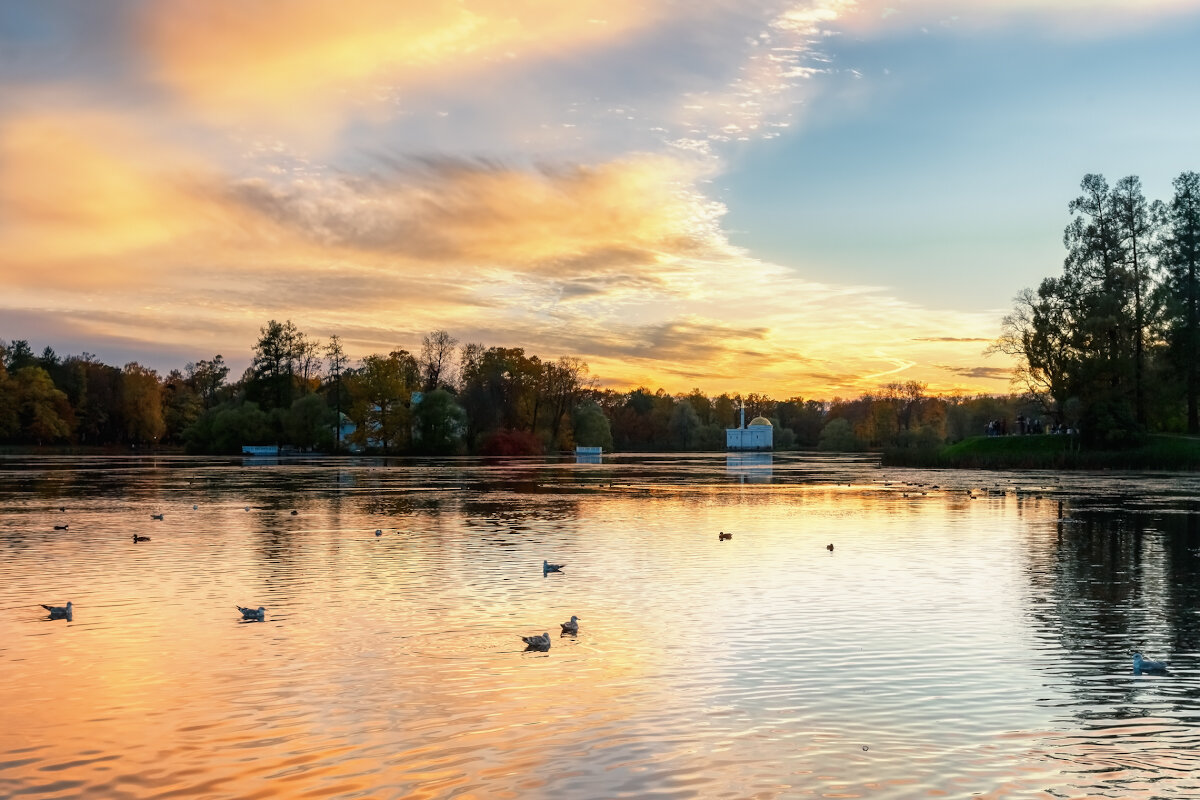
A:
[882,434,1200,471]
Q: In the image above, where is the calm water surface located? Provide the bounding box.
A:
[2,453,1199,799]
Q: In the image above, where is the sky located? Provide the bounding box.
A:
[2,0,1200,399]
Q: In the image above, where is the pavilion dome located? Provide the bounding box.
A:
[748,416,772,427]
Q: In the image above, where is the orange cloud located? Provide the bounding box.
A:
[0,105,1013,398]
[0,114,224,283]
[229,155,727,277]
[138,0,655,129]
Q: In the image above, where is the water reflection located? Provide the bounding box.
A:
[725,452,773,483]
[2,455,1200,798]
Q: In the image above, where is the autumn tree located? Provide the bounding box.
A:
[13,366,74,444]
[0,358,18,438]
[121,362,166,445]
[346,352,418,453]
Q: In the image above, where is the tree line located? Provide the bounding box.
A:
[1,324,1036,454]
[996,172,1200,444]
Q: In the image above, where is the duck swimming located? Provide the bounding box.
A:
[521,632,551,651]
[560,615,580,634]
[133,534,151,542]
[42,601,72,619]
[237,605,266,621]
[543,560,565,573]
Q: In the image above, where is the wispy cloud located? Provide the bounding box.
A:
[0,0,1036,397]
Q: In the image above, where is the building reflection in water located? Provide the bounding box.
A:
[725,452,772,483]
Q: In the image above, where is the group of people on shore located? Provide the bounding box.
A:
[986,415,1076,437]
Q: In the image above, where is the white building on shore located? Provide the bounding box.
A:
[726,404,773,451]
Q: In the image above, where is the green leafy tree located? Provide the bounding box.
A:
[162,369,203,443]
[1063,174,1138,440]
[285,394,335,451]
[457,345,542,448]
[4,339,36,372]
[186,355,230,409]
[62,355,123,445]
[1111,175,1157,424]
[1157,171,1200,432]
[250,319,302,409]
[13,366,74,444]
[412,388,467,454]
[184,402,272,453]
[571,400,613,451]
[668,398,701,450]
[818,418,861,452]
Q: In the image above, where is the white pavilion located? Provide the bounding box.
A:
[726,405,773,451]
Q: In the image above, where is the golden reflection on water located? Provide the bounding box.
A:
[1,456,1199,798]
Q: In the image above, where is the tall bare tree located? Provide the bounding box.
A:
[419,330,459,392]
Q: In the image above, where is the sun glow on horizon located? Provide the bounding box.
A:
[7,0,1197,396]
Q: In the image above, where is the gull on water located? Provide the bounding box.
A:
[133,534,150,542]
[1133,652,1169,674]
[237,605,266,621]
[53,524,68,531]
[42,601,72,619]
[718,531,732,541]
[543,560,565,573]
[560,615,580,634]
[522,632,551,651]
[151,513,164,520]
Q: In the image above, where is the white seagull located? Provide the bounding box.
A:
[1133,652,1169,674]
[521,632,551,651]
[237,605,266,621]
[560,615,580,634]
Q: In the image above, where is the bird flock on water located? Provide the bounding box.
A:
[38,485,1177,672]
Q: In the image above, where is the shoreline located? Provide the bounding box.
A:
[882,434,1200,471]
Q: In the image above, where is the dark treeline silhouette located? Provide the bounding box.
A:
[995,172,1200,443]
[1,324,1035,455]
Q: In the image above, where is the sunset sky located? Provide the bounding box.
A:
[3,1,1200,398]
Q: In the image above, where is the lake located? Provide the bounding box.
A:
[2,453,1199,799]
